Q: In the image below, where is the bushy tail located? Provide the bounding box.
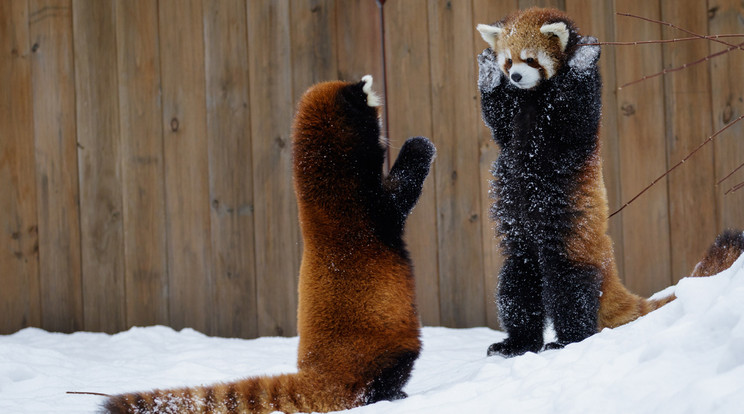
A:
[690,229,744,278]
[600,229,744,329]
[103,371,355,414]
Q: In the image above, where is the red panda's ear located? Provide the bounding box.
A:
[540,22,569,52]
[476,24,503,49]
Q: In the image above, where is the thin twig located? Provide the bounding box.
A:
[610,114,744,218]
[614,12,744,89]
[724,181,744,195]
[617,12,744,50]
[717,161,744,185]
[580,34,744,46]
[66,391,112,397]
[618,40,744,89]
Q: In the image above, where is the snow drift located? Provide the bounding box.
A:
[2,253,744,413]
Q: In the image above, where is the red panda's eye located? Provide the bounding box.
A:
[525,58,535,64]
[506,58,512,64]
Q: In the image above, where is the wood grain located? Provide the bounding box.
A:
[335,0,384,84]
[115,0,169,329]
[428,0,485,327]
[203,0,258,338]
[384,0,441,326]
[613,0,673,295]
[158,0,214,334]
[72,0,126,333]
[29,0,83,332]
[660,0,717,281]
[0,0,41,333]
[707,0,744,235]
[247,0,300,337]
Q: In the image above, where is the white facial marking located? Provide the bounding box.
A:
[537,50,556,78]
[361,75,381,107]
[508,63,541,89]
[497,51,507,68]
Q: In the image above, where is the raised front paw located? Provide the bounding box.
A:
[568,36,600,71]
[478,48,504,92]
[400,136,436,166]
[487,337,543,358]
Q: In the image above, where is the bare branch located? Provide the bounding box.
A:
[66,391,112,397]
[618,40,744,89]
[610,114,744,218]
[616,12,744,50]
[724,181,744,195]
[717,161,744,186]
[580,34,744,47]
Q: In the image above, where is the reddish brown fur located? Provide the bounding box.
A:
[490,8,578,80]
[105,80,423,413]
[564,142,740,329]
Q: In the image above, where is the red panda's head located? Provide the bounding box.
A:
[477,8,578,90]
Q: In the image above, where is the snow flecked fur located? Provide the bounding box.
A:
[103,77,436,413]
[476,7,741,357]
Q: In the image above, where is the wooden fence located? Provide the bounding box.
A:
[1,0,742,338]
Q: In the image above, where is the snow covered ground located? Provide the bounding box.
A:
[2,252,744,414]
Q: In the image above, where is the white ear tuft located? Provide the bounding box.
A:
[540,22,569,52]
[361,75,381,107]
[477,24,503,49]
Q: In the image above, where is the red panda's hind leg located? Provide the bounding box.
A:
[364,349,419,404]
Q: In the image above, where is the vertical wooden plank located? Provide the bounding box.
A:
[384,0,440,326]
[427,0,485,327]
[29,0,83,332]
[0,0,41,333]
[518,0,566,10]
[472,0,519,329]
[335,0,383,83]
[613,0,672,295]
[202,0,258,338]
[115,0,169,329]
[661,0,717,282]
[708,0,744,233]
[72,0,126,333]
[247,0,300,337]
[158,0,214,334]
[289,0,338,100]
[565,0,625,286]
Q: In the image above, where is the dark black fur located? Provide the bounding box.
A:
[479,38,603,356]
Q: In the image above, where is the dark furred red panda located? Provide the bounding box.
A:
[103,76,436,413]
[476,7,744,357]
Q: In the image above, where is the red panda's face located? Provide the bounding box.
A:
[477,9,572,90]
[496,45,557,90]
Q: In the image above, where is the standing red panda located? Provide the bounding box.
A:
[476,7,744,357]
[103,76,436,413]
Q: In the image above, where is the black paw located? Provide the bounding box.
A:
[542,341,566,351]
[487,338,542,358]
[478,48,504,92]
[401,136,436,164]
[568,36,600,71]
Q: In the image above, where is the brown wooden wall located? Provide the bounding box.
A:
[1,0,742,338]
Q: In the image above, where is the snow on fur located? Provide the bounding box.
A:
[2,252,744,413]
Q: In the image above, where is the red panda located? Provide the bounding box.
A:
[477,7,580,90]
[103,76,436,413]
[476,7,744,357]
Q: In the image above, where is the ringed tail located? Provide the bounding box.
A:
[104,372,354,414]
[600,229,744,329]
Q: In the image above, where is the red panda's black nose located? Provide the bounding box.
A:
[511,73,522,83]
